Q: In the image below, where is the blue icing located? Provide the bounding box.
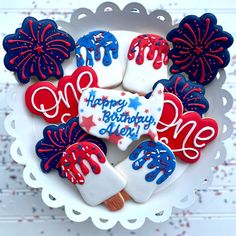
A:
[129,141,176,184]
[76,30,119,67]
[146,73,209,116]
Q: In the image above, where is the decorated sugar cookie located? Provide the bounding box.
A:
[156,93,218,163]
[146,74,209,115]
[25,66,98,123]
[116,140,176,203]
[76,30,122,88]
[79,83,164,150]
[35,117,107,173]
[123,34,169,94]
[3,17,75,84]
[60,141,126,208]
[167,13,233,85]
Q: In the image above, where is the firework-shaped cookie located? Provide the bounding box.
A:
[116,140,176,203]
[76,30,122,88]
[146,74,209,116]
[59,142,126,210]
[35,117,107,173]
[123,34,169,94]
[167,13,233,85]
[3,17,75,84]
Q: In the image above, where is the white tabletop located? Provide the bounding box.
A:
[0,0,235,235]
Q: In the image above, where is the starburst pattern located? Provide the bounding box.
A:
[167,13,233,85]
[35,117,107,175]
[146,74,209,116]
[3,17,75,84]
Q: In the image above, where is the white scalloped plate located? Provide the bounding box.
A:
[4,2,234,230]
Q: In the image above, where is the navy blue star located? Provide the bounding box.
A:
[128,97,142,110]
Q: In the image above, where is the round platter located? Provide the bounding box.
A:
[4,2,233,230]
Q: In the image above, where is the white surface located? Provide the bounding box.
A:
[0,0,236,235]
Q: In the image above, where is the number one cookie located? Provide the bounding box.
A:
[78,83,164,150]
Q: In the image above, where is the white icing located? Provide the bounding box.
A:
[116,150,163,203]
[76,154,126,206]
[123,46,168,95]
[79,47,123,88]
[78,84,164,150]
[157,96,217,160]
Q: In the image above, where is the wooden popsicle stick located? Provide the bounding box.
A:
[103,192,125,211]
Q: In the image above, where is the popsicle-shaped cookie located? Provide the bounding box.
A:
[76,30,122,88]
[59,142,127,210]
[123,34,169,94]
[116,140,176,203]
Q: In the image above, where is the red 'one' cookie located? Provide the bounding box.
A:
[156,93,218,163]
[25,66,98,123]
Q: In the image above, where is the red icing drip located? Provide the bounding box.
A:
[46,39,71,47]
[41,24,52,42]
[8,39,33,45]
[45,33,61,41]
[128,34,169,69]
[28,19,36,41]
[21,54,34,79]
[59,142,106,185]
[46,47,69,58]
[37,57,46,79]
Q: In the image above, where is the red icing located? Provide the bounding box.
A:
[156,93,218,163]
[25,66,99,123]
[128,34,169,69]
[59,141,106,185]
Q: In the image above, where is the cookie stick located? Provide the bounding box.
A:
[116,140,176,203]
[59,141,127,211]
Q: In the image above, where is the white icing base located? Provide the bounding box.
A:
[76,155,126,206]
[123,47,168,95]
[116,152,159,203]
[79,47,123,88]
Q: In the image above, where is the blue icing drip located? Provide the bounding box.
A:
[129,141,176,185]
[76,30,119,67]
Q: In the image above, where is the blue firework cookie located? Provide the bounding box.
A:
[129,141,176,184]
[146,74,209,115]
[167,13,233,85]
[75,30,118,67]
[35,117,107,174]
[3,17,75,84]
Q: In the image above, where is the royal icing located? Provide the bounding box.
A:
[59,142,106,185]
[79,84,164,150]
[167,13,234,85]
[123,34,169,94]
[76,30,122,88]
[35,117,107,174]
[25,66,98,123]
[60,141,126,206]
[3,16,75,84]
[146,74,209,115]
[156,93,218,163]
[116,140,176,203]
